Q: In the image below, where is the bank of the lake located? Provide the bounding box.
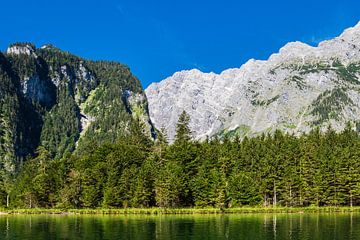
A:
[2,207,360,215]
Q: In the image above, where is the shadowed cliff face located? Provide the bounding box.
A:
[0,43,154,173]
[146,21,360,142]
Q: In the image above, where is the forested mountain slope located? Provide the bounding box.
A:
[0,43,154,174]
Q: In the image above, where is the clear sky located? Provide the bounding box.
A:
[1,0,359,87]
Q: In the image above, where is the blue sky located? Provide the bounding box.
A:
[1,0,359,87]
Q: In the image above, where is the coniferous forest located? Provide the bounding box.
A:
[2,110,360,209]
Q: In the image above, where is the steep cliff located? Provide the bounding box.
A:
[146,22,360,141]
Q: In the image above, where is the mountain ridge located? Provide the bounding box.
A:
[146,21,360,142]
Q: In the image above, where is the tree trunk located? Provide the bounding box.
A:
[289,185,292,207]
[273,181,277,207]
[6,194,9,208]
[264,193,268,207]
[317,193,319,207]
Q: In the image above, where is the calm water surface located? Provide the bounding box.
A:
[0,213,359,239]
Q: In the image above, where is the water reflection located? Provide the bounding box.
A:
[0,213,359,239]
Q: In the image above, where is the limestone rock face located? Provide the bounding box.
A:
[21,75,55,106]
[7,44,36,56]
[146,21,360,141]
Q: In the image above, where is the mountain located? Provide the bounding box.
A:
[146,21,360,142]
[0,43,154,173]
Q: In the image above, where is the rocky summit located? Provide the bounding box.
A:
[146,21,360,142]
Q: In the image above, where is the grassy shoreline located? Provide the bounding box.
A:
[2,207,360,215]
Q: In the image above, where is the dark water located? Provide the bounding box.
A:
[0,213,360,239]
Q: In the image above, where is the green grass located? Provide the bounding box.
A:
[284,123,297,129]
[2,207,360,215]
[218,125,251,139]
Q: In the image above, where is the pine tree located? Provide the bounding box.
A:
[174,111,192,143]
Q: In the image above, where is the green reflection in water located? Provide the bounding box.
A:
[0,213,359,240]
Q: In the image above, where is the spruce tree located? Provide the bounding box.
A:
[174,111,192,143]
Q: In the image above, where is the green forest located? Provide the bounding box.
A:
[0,43,154,178]
[2,111,360,209]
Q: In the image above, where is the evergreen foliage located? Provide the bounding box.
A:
[4,113,360,209]
[3,43,360,210]
[174,110,192,143]
[0,43,154,173]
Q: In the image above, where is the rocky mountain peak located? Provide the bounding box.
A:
[146,21,360,142]
[337,20,360,40]
[6,43,36,56]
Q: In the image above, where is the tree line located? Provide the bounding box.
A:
[2,111,360,209]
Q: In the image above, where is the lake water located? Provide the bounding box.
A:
[0,213,359,239]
